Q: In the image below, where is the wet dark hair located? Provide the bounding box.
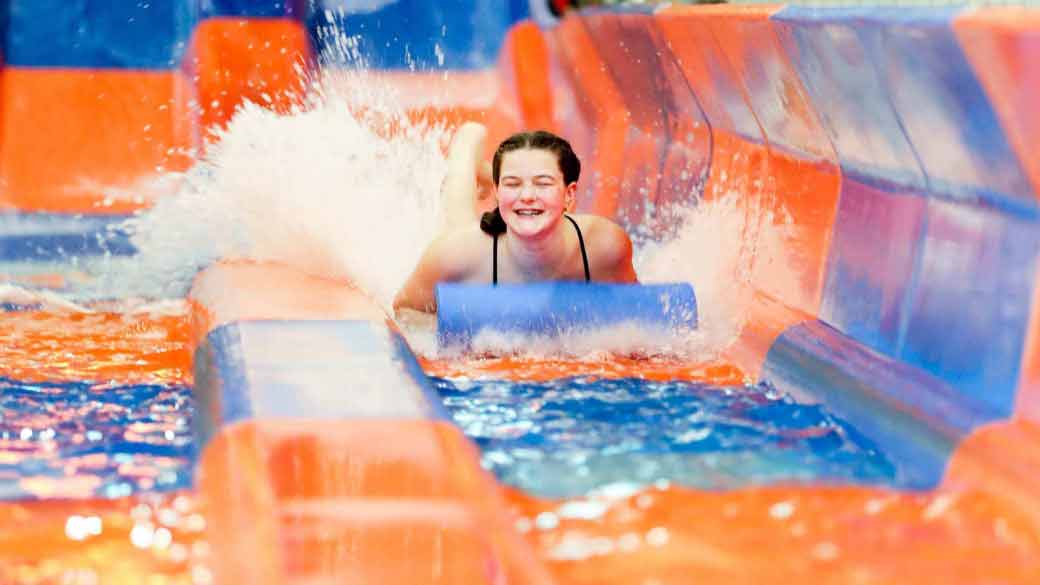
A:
[480,130,581,236]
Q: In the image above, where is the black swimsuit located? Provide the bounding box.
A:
[493,215,591,285]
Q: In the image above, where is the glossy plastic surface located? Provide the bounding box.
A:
[436,282,698,345]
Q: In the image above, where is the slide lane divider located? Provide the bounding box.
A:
[761,320,1000,490]
[189,261,555,584]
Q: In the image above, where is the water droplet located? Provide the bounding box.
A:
[769,500,795,520]
[676,427,711,443]
[66,516,90,541]
[646,526,669,547]
[535,512,559,531]
[618,532,641,552]
[153,526,173,549]
[812,541,840,561]
[130,523,155,548]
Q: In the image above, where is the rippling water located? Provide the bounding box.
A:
[434,376,896,498]
[0,378,194,500]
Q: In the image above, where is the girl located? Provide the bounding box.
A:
[394,122,637,315]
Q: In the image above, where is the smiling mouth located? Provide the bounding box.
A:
[515,210,544,216]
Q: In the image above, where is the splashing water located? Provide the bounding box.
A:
[411,191,798,361]
[635,189,802,360]
[24,32,804,363]
[109,69,451,306]
[0,379,195,500]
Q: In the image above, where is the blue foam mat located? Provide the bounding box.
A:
[436,282,698,345]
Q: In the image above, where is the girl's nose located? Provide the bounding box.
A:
[519,184,538,200]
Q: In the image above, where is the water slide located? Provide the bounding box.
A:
[2,1,1039,583]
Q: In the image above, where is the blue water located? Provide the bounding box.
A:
[433,376,896,498]
[0,378,194,500]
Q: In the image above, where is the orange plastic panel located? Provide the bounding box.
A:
[656,10,761,141]
[188,261,386,350]
[504,20,554,131]
[954,9,1040,200]
[703,8,840,317]
[197,423,285,585]
[546,15,626,217]
[199,419,555,585]
[269,422,502,582]
[655,7,842,378]
[752,152,839,314]
[263,420,488,501]
[0,68,195,213]
[655,13,769,207]
[703,131,769,203]
[188,17,313,134]
[943,418,1040,533]
[280,498,498,582]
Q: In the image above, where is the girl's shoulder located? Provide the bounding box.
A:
[569,213,634,271]
[569,213,631,246]
[429,224,493,279]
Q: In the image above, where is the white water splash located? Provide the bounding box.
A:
[636,193,760,360]
[0,283,94,313]
[405,191,800,361]
[103,67,451,309]
[98,99,787,363]
[53,32,801,363]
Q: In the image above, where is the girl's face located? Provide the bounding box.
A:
[496,148,576,239]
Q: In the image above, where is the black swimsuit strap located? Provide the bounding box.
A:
[491,215,591,285]
[492,233,499,285]
[565,215,592,283]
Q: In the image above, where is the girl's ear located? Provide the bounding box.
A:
[565,183,578,212]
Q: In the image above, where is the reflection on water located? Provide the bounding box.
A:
[0,309,194,501]
[0,379,194,500]
[0,307,202,582]
[434,375,896,498]
[0,491,208,585]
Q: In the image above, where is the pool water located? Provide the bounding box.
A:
[0,378,194,500]
[434,375,896,498]
[0,308,203,583]
[0,309,194,501]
